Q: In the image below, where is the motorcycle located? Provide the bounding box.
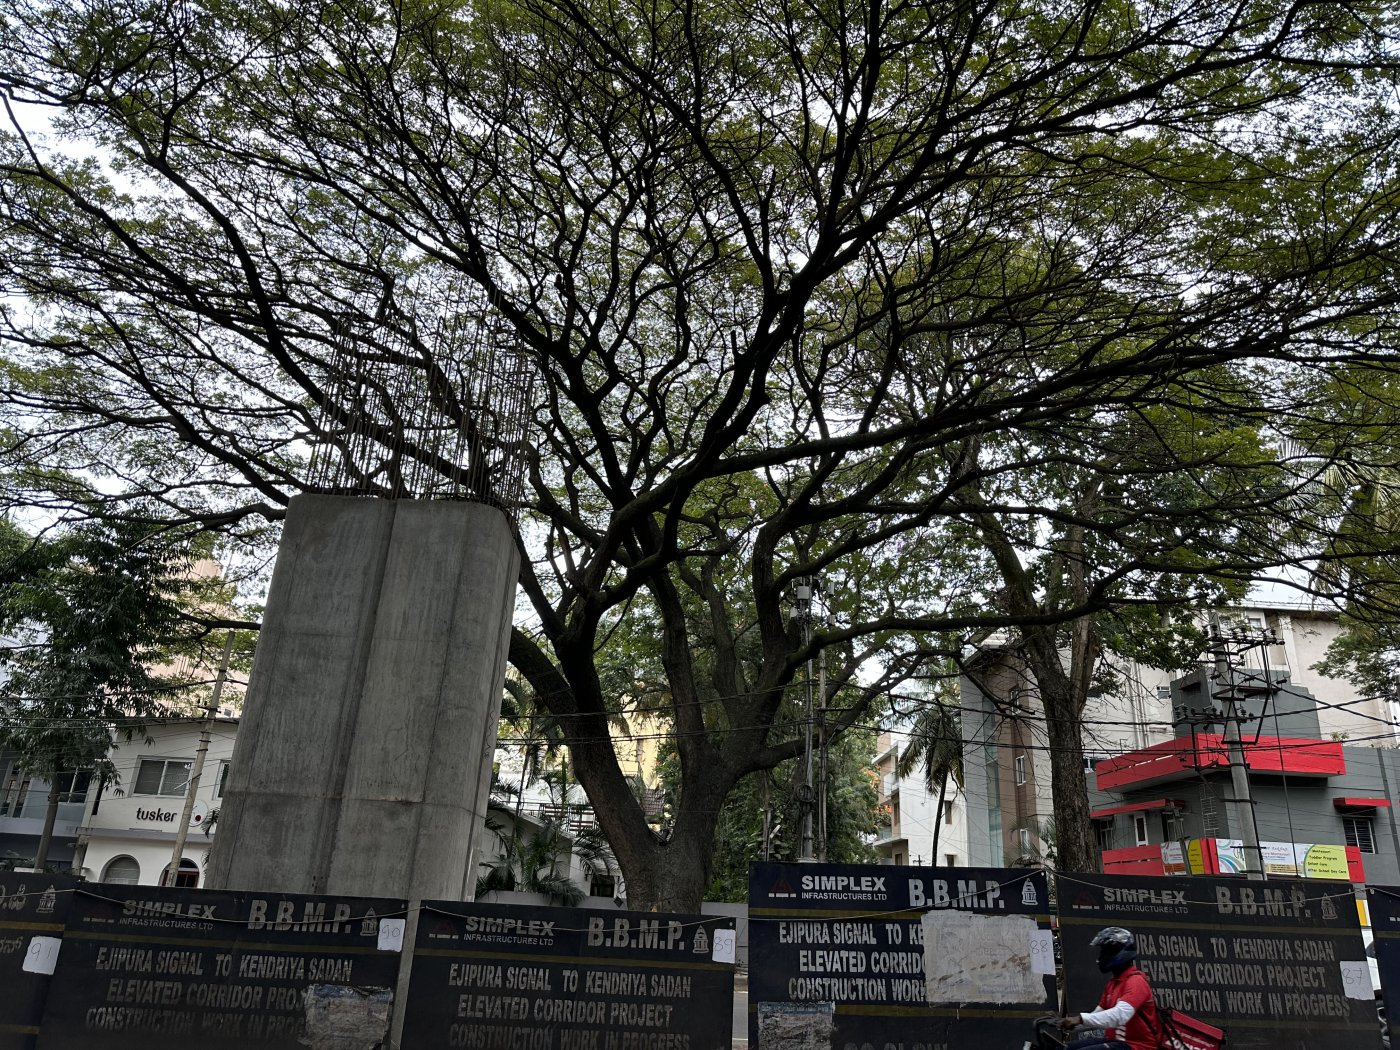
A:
[1027,1010,1226,1050]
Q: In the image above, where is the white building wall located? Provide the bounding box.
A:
[873,730,970,868]
[1077,606,1393,751]
[77,719,237,888]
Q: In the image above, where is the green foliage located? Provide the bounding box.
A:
[1278,365,1400,710]
[0,515,211,784]
[694,729,883,903]
[1010,817,1057,870]
[0,0,1397,905]
[477,763,616,906]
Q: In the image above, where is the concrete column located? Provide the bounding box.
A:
[205,494,518,902]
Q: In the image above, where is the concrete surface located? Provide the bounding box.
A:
[734,969,748,1047]
[206,494,518,902]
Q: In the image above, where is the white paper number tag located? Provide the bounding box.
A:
[23,936,61,975]
[377,918,406,952]
[1029,929,1056,976]
[1340,960,1372,999]
[712,928,737,964]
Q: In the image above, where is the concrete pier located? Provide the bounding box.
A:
[205,494,519,902]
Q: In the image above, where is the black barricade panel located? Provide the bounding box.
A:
[402,899,737,1050]
[36,883,407,1049]
[0,874,74,1050]
[748,862,1054,1049]
[1366,887,1400,1044]
[1058,874,1376,1050]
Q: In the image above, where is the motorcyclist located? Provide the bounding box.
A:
[1058,927,1160,1050]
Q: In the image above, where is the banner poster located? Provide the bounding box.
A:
[747,861,1053,1050]
[400,899,737,1050]
[0,873,74,1050]
[36,883,407,1049]
[1058,873,1376,1050]
[1162,840,1354,880]
[1365,887,1400,1041]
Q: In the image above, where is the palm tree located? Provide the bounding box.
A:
[1011,816,1058,869]
[476,758,617,906]
[894,693,965,863]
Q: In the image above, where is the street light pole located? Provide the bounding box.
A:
[168,632,235,885]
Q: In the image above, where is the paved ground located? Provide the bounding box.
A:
[733,969,748,1047]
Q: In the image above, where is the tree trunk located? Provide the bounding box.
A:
[931,769,947,865]
[33,776,61,872]
[971,495,1101,874]
[1035,667,1098,873]
[619,824,715,912]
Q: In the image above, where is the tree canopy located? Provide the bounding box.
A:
[1,0,1398,903]
[0,515,220,866]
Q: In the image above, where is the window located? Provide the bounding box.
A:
[945,854,958,867]
[161,858,200,888]
[1014,755,1027,786]
[1344,816,1376,854]
[103,856,141,884]
[0,765,32,817]
[134,759,192,797]
[0,768,91,819]
[50,770,92,803]
[1094,820,1113,852]
[1018,828,1032,851]
[587,870,616,899]
[1162,808,1186,841]
[214,762,231,799]
[943,801,954,826]
[1133,814,1150,847]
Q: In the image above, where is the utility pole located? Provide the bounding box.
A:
[795,577,818,862]
[816,644,828,862]
[168,632,235,885]
[1207,615,1267,881]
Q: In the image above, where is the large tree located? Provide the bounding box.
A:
[1,0,1397,903]
[0,515,215,869]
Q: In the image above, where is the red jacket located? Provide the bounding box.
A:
[1098,965,1159,1050]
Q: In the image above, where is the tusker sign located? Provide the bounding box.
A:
[36,884,407,1049]
[1059,874,1375,1050]
[748,862,1054,1050]
[0,873,73,1050]
[400,899,736,1049]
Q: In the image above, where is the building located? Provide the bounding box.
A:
[0,557,246,874]
[489,742,624,900]
[0,632,93,871]
[872,728,969,868]
[961,603,1400,875]
[1090,665,1400,884]
[0,752,91,871]
[72,717,236,887]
